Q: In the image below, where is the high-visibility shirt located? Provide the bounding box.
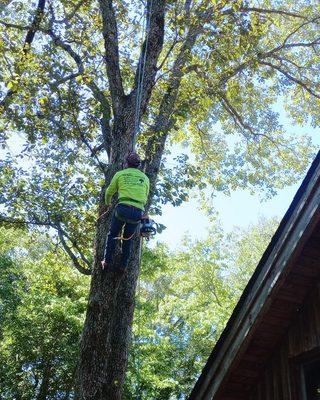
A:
[105,168,150,211]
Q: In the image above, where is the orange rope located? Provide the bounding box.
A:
[113,232,136,241]
[97,209,109,221]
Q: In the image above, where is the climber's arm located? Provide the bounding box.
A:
[105,173,119,205]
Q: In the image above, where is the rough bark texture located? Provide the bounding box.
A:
[74,2,166,398]
[74,1,204,398]
[74,129,160,400]
[36,361,52,400]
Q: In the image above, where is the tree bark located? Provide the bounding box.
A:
[73,2,206,398]
[74,108,162,399]
[36,361,52,400]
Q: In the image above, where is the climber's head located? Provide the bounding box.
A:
[126,152,141,168]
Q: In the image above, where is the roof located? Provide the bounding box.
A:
[189,150,320,400]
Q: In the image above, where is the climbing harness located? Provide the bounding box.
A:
[113,232,136,241]
[113,216,157,242]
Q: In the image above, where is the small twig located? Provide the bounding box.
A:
[52,0,88,24]
[259,60,320,99]
[156,34,179,71]
[240,7,308,20]
[56,224,91,275]
[55,220,92,270]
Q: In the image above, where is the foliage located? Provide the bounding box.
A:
[0,217,278,399]
[0,0,319,254]
[224,216,280,297]
[0,0,319,395]
[0,227,89,399]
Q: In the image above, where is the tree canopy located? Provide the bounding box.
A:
[1,0,319,250]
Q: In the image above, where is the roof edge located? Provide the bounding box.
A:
[189,150,320,399]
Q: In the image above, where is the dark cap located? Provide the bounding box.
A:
[126,152,141,168]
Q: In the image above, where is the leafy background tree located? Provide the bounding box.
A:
[0,218,278,399]
[0,0,319,397]
[0,227,89,399]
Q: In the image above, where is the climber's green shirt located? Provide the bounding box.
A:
[105,168,150,211]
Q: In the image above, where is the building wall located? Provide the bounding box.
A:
[250,284,320,400]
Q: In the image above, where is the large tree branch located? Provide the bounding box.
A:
[259,16,320,60]
[150,2,218,131]
[98,0,124,114]
[0,19,113,158]
[57,225,92,275]
[144,22,203,199]
[0,20,112,114]
[259,60,320,99]
[46,29,113,155]
[240,7,308,20]
[67,87,107,173]
[131,0,166,123]
[0,0,47,108]
[46,28,84,73]
[55,221,92,272]
[218,93,299,160]
[219,93,262,140]
[0,214,52,227]
[0,214,92,275]
[24,0,46,51]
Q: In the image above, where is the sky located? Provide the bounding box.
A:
[155,117,320,249]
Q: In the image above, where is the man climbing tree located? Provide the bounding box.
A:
[101,152,149,272]
[0,0,319,399]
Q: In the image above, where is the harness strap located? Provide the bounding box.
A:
[115,209,141,225]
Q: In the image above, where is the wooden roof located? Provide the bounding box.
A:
[189,151,320,400]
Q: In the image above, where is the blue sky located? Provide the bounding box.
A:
[156,117,320,249]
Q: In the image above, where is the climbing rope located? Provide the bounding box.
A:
[132,4,154,389]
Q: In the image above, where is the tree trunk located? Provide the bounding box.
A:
[36,361,52,400]
[75,108,146,399]
[75,2,166,396]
